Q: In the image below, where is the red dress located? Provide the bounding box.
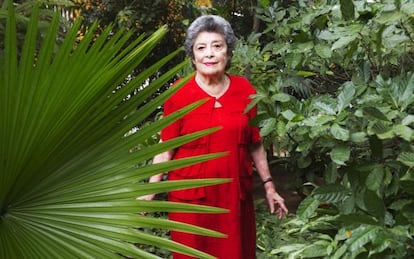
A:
[162,74,261,259]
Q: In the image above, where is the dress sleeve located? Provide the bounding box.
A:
[249,104,262,144]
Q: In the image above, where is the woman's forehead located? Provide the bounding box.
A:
[194,31,225,43]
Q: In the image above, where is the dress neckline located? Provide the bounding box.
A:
[194,74,231,100]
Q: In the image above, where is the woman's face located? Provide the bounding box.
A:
[192,31,228,77]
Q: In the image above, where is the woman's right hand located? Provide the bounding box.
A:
[136,173,164,201]
[136,148,173,201]
[137,193,156,201]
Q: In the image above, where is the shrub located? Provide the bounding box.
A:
[232,0,414,257]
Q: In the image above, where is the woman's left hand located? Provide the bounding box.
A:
[266,190,289,220]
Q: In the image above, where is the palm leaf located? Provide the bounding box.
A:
[1,2,227,258]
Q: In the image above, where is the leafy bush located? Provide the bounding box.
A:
[232,0,414,258]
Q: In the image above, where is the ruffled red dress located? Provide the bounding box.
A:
[161,74,261,259]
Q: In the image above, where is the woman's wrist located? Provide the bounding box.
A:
[262,177,276,193]
[262,176,273,185]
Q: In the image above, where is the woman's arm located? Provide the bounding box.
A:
[138,149,174,201]
[249,142,289,219]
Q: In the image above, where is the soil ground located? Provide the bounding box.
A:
[252,165,302,213]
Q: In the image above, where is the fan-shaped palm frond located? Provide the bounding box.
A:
[0,2,228,258]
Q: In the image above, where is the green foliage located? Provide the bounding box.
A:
[0,2,228,258]
[0,0,73,50]
[232,0,414,258]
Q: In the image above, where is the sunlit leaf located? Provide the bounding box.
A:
[315,44,332,59]
[337,83,355,113]
[297,196,320,220]
[393,124,413,141]
[345,225,381,252]
[271,92,291,102]
[330,145,350,165]
[330,123,349,141]
[260,117,277,137]
[398,152,414,167]
[332,35,357,50]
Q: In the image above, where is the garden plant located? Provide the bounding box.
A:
[0,2,228,258]
[3,0,414,258]
[230,0,414,258]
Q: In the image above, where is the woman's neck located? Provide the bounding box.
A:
[195,73,230,98]
[196,73,226,86]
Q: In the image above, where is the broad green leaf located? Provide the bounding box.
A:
[400,170,414,195]
[332,35,357,50]
[337,83,355,113]
[258,0,270,8]
[291,42,314,52]
[340,0,355,21]
[363,106,389,121]
[389,225,412,240]
[310,124,331,138]
[393,124,413,141]
[285,52,302,69]
[281,109,296,121]
[397,151,414,167]
[330,145,350,165]
[350,132,367,143]
[296,70,316,77]
[363,190,386,220]
[270,244,306,255]
[365,165,384,191]
[260,117,277,137]
[336,195,355,215]
[276,120,287,136]
[314,101,336,115]
[316,114,337,125]
[337,214,379,226]
[312,184,351,203]
[331,243,348,259]
[345,225,381,252]
[402,114,414,125]
[297,196,320,220]
[315,44,332,59]
[371,122,394,139]
[271,92,290,102]
[303,115,335,127]
[375,11,404,24]
[301,244,330,258]
[330,123,350,141]
[389,199,413,211]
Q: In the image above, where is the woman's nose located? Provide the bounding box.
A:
[205,46,214,57]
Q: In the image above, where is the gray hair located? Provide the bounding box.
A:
[184,15,237,69]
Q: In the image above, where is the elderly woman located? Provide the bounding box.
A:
[144,15,288,258]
